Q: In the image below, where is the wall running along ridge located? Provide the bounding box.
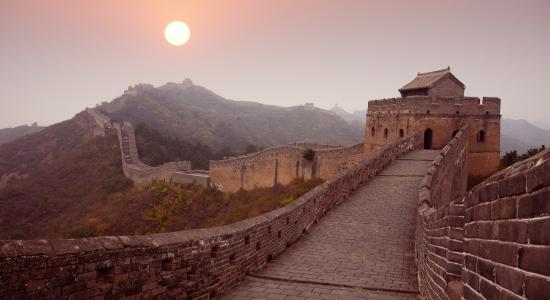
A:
[87,108,210,186]
[415,125,550,299]
[0,133,422,299]
[114,121,192,185]
[209,143,364,192]
[89,108,361,190]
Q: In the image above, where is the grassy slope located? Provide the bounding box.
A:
[0,114,322,239]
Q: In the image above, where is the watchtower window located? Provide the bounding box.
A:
[399,129,404,138]
[371,127,375,137]
[477,130,486,142]
[383,128,388,139]
[426,110,430,114]
[456,110,460,115]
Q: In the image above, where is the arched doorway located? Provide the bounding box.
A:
[424,129,433,149]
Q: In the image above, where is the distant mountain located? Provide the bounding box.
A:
[99,81,364,152]
[0,123,44,145]
[330,105,366,125]
[501,119,550,154]
[0,80,367,239]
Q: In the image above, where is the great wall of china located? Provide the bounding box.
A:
[2,124,548,299]
[1,69,549,299]
[209,142,364,192]
[87,108,364,192]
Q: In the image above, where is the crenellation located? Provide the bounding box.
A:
[367,96,500,116]
[0,134,422,299]
[416,125,550,300]
[210,142,364,192]
[364,68,501,177]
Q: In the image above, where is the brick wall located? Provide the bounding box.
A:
[114,122,192,185]
[210,143,364,193]
[416,124,550,300]
[428,77,465,98]
[0,133,421,299]
[462,149,550,300]
[364,96,500,177]
[416,126,470,299]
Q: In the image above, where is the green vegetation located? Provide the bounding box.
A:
[134,123,215,169]
[469,145,547,189]
[500,145,546,168]
[139,178,324,233]
[0,114,323,239]
[134,123,262,169]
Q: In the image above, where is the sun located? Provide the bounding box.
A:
[164,21,191,46]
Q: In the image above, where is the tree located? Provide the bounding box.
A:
[500,145,546,168]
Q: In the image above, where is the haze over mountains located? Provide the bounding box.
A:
[99,80,363,152]
[0,123,44,145]
[1,79,548,239]
[0,81,364,239]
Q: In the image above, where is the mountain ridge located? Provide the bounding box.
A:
[98,81,363,152]
[0,123,44,145]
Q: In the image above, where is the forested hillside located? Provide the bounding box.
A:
[100,81,363,152]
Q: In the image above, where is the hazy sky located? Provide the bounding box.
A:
[1,0,549,129]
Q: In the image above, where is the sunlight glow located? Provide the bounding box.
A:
[164,21,191,46]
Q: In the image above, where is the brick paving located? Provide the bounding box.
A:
[221,150,439,299]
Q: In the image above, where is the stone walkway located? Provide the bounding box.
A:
[221,150,439,300]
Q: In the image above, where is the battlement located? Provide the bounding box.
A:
[210,142,364,192]
[123,83,155,96]
[0,133,421,299]
[415,126,550,299]
[210,145,303,169]
[367,96,501,116]
[210,142,359,169]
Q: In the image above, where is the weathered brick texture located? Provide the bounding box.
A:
[462,149,550,300]
[364,95,501,177]
[416,123,550,300]
[209,142,364,192]
[0,134,422,299]
[416,126,469,300]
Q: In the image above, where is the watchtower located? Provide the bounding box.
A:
[364,67,501,177]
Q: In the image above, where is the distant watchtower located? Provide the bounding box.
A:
[364,67,501,177]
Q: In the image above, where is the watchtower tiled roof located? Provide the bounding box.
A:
[399,67,465,92]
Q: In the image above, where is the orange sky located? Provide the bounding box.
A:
[1,0,549,128]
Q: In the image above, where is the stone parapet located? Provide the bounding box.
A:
[113,122,192,185]
[0,133,421,298]
[415,125,470,299]
[461,149,550,300]
[367,96,501,116]
[415,125,550,300]
[210,142,365,192]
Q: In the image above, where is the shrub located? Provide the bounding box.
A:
[500,145,546,168]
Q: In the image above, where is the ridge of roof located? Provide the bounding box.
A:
[399,67,464,92]
[417,66,451,77]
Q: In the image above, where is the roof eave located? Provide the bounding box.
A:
[398,86,429,92]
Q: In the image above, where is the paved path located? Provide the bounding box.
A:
[221,150,439,300]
